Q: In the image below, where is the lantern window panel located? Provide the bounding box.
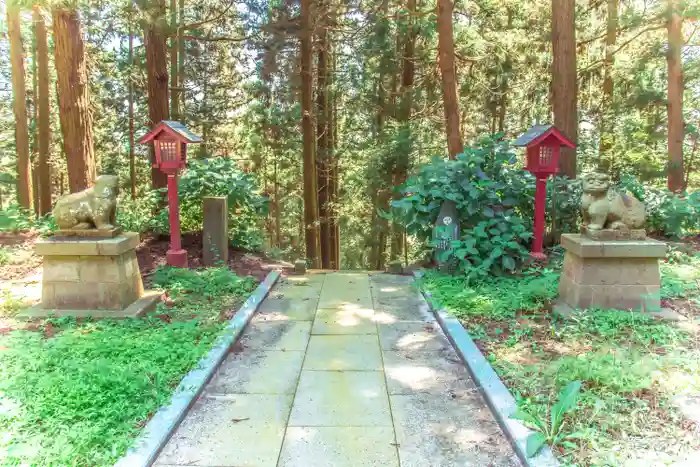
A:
[539,145,554,167]
[159,140,178,163]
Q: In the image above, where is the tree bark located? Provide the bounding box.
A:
[437,0,463,159]
[8,2,33,209]
[178,0,186,117]
[34,6,52,214]
[170,0,180,121]
[599,0,618,171]
[666,0,684,192]
[316,0,330,269]
[301,0,320,267]
[128,3,137,200]
[143,0,169,189]
[52,7,96,193]
[551,0,578,178]
[391,0,416,261]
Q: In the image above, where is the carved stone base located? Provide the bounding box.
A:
[22,232,159,318]
[558,234,666,312]
[581,226,646,241]
[54,227,122,238]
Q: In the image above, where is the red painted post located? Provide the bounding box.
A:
[166,173,188,268]
[531,176,547,261]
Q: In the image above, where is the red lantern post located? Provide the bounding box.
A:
[513,125,575,261]
[138,121,202,268]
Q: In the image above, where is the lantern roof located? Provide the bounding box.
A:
[138,120,203,144]
[513,124,575,149]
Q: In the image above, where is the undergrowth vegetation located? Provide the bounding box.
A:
[0,266,255,467]
[419,253,700,467]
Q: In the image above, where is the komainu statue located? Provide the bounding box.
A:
[581,172,646,239]
[53,175,119,231]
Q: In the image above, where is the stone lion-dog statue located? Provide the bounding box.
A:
[581,172,646,238]
[53,175,119,231]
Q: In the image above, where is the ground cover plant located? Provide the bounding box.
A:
[0,266,255,467]
[419,253,700,467]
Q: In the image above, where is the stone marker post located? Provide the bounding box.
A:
[203,197,229,266]
[432,200,459,273]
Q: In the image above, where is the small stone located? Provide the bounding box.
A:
[387,260,403,275]
[294,259,307,275]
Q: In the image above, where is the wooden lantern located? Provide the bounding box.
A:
[513,124,575,260]
[138,121,202,268]
[138,120,202,174]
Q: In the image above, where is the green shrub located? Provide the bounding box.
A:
[177,158,268,250]
[0,205,55,234]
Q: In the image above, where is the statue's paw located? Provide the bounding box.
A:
[73,222,92,230]
[98,224,115,230]
[588,224,603,231]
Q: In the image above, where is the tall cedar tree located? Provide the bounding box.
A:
[599,0,618,170]
[390,0,416,260]
[551,0,578,178]
[143,0,169,189]
[301,0,320,267]
[437,0,463,159]
[53,7,96,193]
[34,6,51,213]
[666,0,684,191]
[128,3,137,199]
[317,0,331,268]
[7,2,33,209]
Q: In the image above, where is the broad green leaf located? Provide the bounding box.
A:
[526,432,547,458]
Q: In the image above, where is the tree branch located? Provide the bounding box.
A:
[181,0,236,31]
[179,34,249,42]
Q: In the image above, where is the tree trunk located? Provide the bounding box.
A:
[437,0,462,159]
[52,7,96,193]
[301,0,320,267]
[128,3,137,199]
[666,0,684,192]
[143,0,169,189]
[599,0,618,171]
[178,0,185,118]
[34,6,52,214]
[8,2,33,209]
[391,0,416,261]
[551,0,578,178]
[31,17,39,217]
[328,43,339,269]
[317,1,330,269]
[170,0,180,121]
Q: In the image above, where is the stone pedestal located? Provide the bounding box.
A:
[203,197,229,266]
[21,232,160,319]
[558,234,666,312]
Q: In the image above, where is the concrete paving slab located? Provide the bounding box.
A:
[289,371,392,427]
[207,350,304,394]
[372,297,436,324]
[312,308,377,335]
[155,394,293,466]
[390,393,521,467]
[382,349,476,395]
[303,335,382,370]
[157,423,286,467]
[278,427,399,467]
[378,321,452,352]
[257,296,318,321]
[242,320,311,351]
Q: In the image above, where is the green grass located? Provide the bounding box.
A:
[0,266,255,467]
[419,256,700,467]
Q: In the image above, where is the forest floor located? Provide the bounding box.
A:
[419,244,700,467]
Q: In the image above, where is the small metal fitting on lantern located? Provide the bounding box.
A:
[513,124,575,261]
[138,121,202,268]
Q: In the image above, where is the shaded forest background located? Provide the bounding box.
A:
[1,0,699,269]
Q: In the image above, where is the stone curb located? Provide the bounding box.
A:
[114,270,281,467]
[412,270,560,467]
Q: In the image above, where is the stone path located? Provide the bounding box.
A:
[155,272,520,467]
